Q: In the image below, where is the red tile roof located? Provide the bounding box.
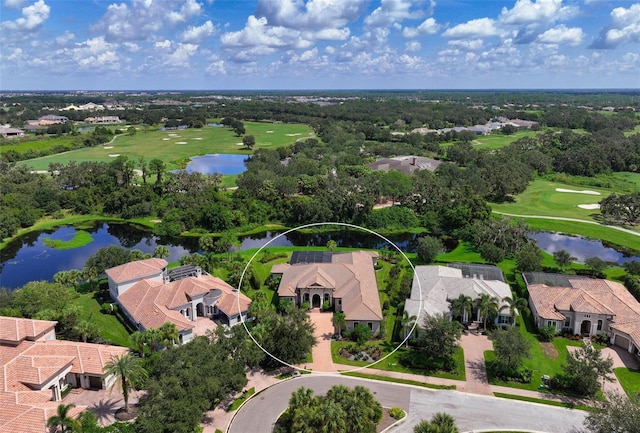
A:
[105,258,167,283]
[0,317,56,343]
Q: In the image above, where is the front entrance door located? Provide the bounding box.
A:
[312,294,321,309]
[580,320,592,336]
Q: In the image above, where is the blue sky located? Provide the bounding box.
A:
[1,0,639,90]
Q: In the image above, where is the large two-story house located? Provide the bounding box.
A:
[271,251,383,335]
[0,316,127,433]
[526,273,640,357]
[106,259,251,344]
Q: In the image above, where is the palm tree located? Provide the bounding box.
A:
[474,294,500,330]
[157,322,179,348]
[400,310,417,346]
[102,353,148,413]
[326,239,337,252]
[129,331,147,357]
[46,403,79,433]
[501,295,529,326]
[413,412,459,433]
[153,245,170,259]
[449,294,473,324]
[332,311,346,336]
[73,320,98,343]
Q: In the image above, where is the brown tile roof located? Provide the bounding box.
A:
[529,278,640,348]
[0,317,56,343]
[276,251,382,322]
[105,258,167,283]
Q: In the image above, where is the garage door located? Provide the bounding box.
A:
[614,334,630,350]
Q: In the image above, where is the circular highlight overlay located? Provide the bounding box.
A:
[236,222,423,374]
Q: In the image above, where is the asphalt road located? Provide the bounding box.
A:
[228,375,587,433]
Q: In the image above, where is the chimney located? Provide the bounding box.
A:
[412,157,417,166]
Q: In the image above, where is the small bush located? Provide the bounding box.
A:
[389,407,405,420]
[538,324,557,342]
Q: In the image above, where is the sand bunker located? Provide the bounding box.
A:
[176,141,187,144]
[103,146,114,149]
[266,130,274,133]
[286,133,302,136]
[555,188,601,195]
[236,142,244,145]
[168,133,179,137]
[162,138,170,141]
[109,154,120,157]
[578,204,601,210]
[193,137,203,140]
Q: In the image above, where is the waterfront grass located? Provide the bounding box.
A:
[43,230,93,249]
[340,371,456,390]
[72,292,131,347]
[18,121,314,171]
[614,367,640,396]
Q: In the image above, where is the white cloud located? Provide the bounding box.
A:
[307,27,350,41]
[364,0,423,28]
[7,47,23,60]
[256,0,366,30]
[166,0,203,25]
[155,40,172,49]
[122,42,141,53]
[405,41,421,52]
[206,59,226,75]
[442,18,501,39]
[402,17,440,38]
[3,0,26,8]
[591,3,640,48]
[55,31,75,46]
[499,0,578,25]
[447,39,484,51]
[180,20,216,43]
[220,15,313,51]
[537,25,584,45]
[2,0,50,31]
[70,36,121,71]
[164,43,198,67]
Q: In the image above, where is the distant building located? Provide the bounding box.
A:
[0,127,24,138]
[84,115,120,124]
[367,156,441,174]
[26,115,68,126]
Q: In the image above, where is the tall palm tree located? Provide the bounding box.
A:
[46,403,79,433]
[73,320,98,343]
[449,294,473,324]
[157,322,179,348]
[102,353,148,413]
[400,310,417,346]
[332,311,346,336]
[129,331,147,357]
[501,295,529,326]
[474,294,500,330]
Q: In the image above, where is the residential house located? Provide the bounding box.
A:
[0,127,24,138]
[404,264,513,331]
[106,260,251,344]
[272,251,383,335]
[84,116,120,124]
[366,156,442,174]
[525,273,640,357]
[0,316,128,433]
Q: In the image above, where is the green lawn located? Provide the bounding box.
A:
[440,130,538,151]
[43,230,93,249]
[17,121,314,171]
[341,371,456,390]
[72,292,131,347]
[331,341,465,381]
[614,367,640,396]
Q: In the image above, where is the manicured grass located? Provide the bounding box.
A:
[0,134,80,154]
[341,371,456,390]
[331,341,465,381]
[440,130,538,151]
[43,230,93,249]
[227,387,255,411]
[614,367,640,396]
[71,292,131,347]
[18,121,314,171]
[493,392,592,411]
[490,178,613,221]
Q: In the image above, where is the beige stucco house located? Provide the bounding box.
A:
[0,316,127,433]
[272,251,383,335]
[106,259,251,343]
[526,273,640,357]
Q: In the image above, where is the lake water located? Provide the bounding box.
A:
[529,231,640,264]
[0,224,420,290]
[184,154,248,175]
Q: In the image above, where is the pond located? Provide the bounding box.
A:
[183,154,248,175]
[0,223,423,290]
[529,231,640,264]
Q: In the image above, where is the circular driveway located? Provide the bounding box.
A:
[229,375,587,433]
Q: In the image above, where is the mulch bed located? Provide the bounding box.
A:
[114,405,138,421]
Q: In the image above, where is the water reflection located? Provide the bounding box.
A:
[529,231,640,264]
[184,154,248,175]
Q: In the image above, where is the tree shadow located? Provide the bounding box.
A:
[88,397,121,424]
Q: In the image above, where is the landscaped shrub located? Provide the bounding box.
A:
[538,324,557,342]
[389,407,405,420]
